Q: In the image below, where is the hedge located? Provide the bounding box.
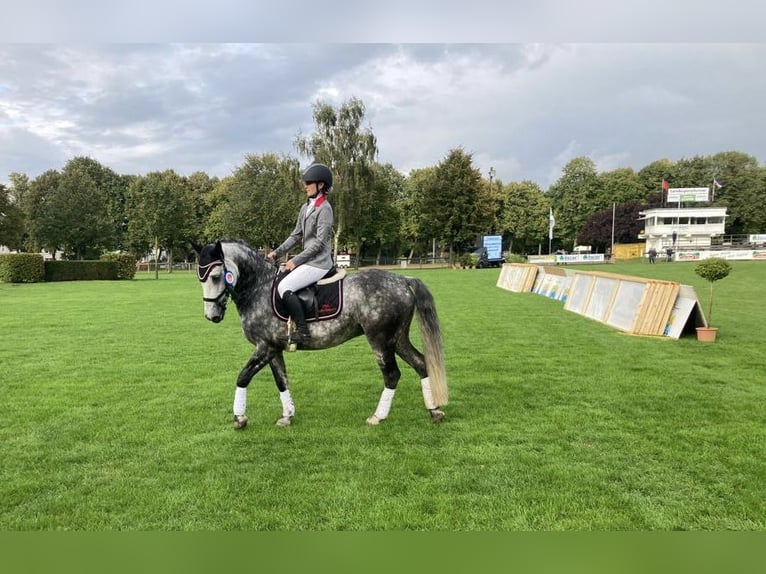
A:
[44,260,124,282]
[2,253,138,283]
[0,253,45,283]
[100,253,138,280]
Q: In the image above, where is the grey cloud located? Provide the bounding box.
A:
[2,43,766,189]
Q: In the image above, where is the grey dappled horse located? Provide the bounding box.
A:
[196,240,449,429]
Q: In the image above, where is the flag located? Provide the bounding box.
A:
[549,207,555,240]
[661,178,669,190]
[713,178,723,189]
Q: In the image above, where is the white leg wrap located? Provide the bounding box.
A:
[279,389,295,418]
[421,377,437,410]
[233,386,247,417]
[374,387,396,420]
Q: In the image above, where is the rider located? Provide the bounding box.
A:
[267,162,335,345]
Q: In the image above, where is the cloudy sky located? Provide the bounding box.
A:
[2,2,765,190]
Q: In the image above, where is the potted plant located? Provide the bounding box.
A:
[694,257,732,342]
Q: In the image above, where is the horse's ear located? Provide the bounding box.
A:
[189,239,203,254]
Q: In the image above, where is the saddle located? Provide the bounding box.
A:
[272,266,346,322]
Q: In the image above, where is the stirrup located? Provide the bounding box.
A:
[286,320,310,351]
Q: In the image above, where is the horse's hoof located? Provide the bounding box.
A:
[275,415,293,427]
[233,415,248,430]
[429,409,445,423]
[366,415,382,426]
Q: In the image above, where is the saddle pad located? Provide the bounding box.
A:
[271,278,344,322]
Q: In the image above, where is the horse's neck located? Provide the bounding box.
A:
[221,242,275,292]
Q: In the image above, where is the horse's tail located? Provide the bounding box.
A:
[407,277,449,406]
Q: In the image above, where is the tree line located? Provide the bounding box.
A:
[2,97,765,266]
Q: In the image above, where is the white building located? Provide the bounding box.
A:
[0,246,64,259]
[638,207,728,252]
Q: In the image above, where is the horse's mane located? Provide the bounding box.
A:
[220,238,260,257]
[219,239,275,288]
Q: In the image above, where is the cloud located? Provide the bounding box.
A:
[1,43,766,191]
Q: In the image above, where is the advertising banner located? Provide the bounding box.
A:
[667,187,710,203]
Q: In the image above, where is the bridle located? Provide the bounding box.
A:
[197,259,238,306]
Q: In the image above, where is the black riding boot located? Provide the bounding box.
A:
[282,291,311,344]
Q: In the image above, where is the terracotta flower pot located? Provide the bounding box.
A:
[696,327,719,342]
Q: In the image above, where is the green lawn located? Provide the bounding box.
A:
[0,260,764,530]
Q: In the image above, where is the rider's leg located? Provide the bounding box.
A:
[277,264,328,343]
[282,290,311,341]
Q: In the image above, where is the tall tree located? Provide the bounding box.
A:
[59,157,126,253]
[499,180,549,254]
[126,170,195,278]
[203,176,234,243]
[52,158,114,259]
[674,155,714,192]
[0,184,25,250]
[399,167,437,260]
[597,167,646,206]
[294,97,378,255]
[638,158,675,206]
[578,200,647,252]
[709,151,764,234]
[357,162,403,264]
[210,153,301,250]
[422,148,484,256]
[546,156,600,247]
[24,169,61,256]
[8,172,31,252]
[185,170,219,248]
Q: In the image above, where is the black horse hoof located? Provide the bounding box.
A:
[429,409,445,423]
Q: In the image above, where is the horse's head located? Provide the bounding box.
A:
[197,241,235,323]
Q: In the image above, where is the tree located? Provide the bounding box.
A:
[546,156,600,247]
[24,169,61,256]
[709,151,764,234]
[499,180,549,254]
[422,148,484,257]
[126,170,195,278]
[398,167,436,259]
[476,171,501,236]
[637,158,675,206]
[578,200,647,252]
[51,158,115,259]
[185,170,219,249]
[597,167,646,206]
[0,184,25,250]
[6,173,30,251]
[203,176,234,243]
[357,162,403,264]
[294,97,378,256]
[210,153,302,250]
[674,155,713,192]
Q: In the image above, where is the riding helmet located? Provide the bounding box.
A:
[301,162,333,191]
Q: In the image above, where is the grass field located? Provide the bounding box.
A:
[1,260,764,530]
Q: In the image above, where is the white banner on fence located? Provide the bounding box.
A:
[555,253,605,264]
[675,250,766,261]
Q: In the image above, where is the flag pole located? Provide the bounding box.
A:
[548,207,554,254]
[610,202,615,262]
